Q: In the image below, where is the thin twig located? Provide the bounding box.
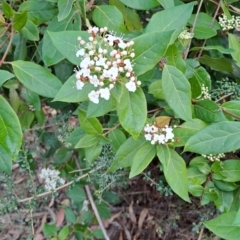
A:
[197,228,204,240]
[197,0,222,60]
[103,123,120,136]
[0,24,14,66]
[184,0,204,59]
[29,200,34,236]
[75,160,110,240]
[18,173,89,203]
[215,92,233,103]
[221,107,240,120]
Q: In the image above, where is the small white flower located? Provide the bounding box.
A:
[125,81,136,92]
[144,124,151,133]
[124,59,133,71]
[157,134,166,144]
[76,80,84,90]
[76,49,85,57]
[89,75,100,87]
[105,34,126,49]
[144,133,152,141]
[80,56,91,68]
[88,90,99,104]
[99,87,110,100]
[96,57,107,68]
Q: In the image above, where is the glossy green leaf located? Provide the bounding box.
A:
[185,121,240,154]
[0,70,15,86]
[229,33,240,68]
[199,55,233,73]
[146,3,194,42]
[219,160,240,182]
[86,97,116,118]
[157,0,174,8]
[191,46,234,54]
[133,31,173,76]
[9,89,20,113]
[42,11,81,66]
[0,146,12,174]
[111,82,123,102]
[58,0,74,21]
[78,109,102,135]
[108,129,126,152]
[21,88,40,111]
[48,31,89,65]
[13,11,28,31]
[194,99,227,123]
[19,19,39,41]
[189,156,211,175]
[129,142,156,178]
[11,61,62,98]
[119,0,159,10]
[43,223,57,237]
[13,34,27,60]
[75,134,98,148]
[58,226,70,240]
[19,0,58,25]
[188,13,220,39]
[2,0,14,18]
[157,147,190,202]
[92,5,128,33]
[84,142,102,163]
[53,75,95,103]
[214,190,236,213]
[222,101,240,119]
[124,8,143,31]
[148,80,165,100]
[162,65,192,121]
[214,180,238,192]
[187,167,207,185]
[0,96,22,158]
[110,136,147,170]
[204,212,240,240]
[117,87,147,139]
[173,119,207,147]
[188,184,204,197]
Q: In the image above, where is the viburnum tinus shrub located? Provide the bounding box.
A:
[1,0,240,239]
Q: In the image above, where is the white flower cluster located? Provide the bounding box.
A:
[202,153,225,162]
[200,84,211,100]
[144,124,175,145]
[219,14,240,31]
[39,168,65,191]
[75,26,141,104]
[178,29,194,40]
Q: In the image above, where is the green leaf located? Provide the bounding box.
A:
[21,88,41,111]
[65,208,77,224]
[66,183,86,203]
[222,101,240,119]
[189,156,211,175]
[108,129,126,152]
[2,0,14,18]
[191,46,234,54]
[20,19,39,41]
[0,146,12,174]
[229,33,240,68]
[119,0,159,10]
[185,121,240,154]
[92,5,128,33]
[233,208,240,226]
[157,147,190,202]
[13,34,27,60]
[78,109,102,135]
[187,167,207,185]
[204,212,240,240]
[129,142,156,178]
[13,11,28,31]
[42,11,82,66]
[0,70,15,86]
[173,119,207,147]
[53,75,94,103]
[162,65,192,121]
[48,30,89,65]
[124,8,143,31]
[19,0,58,25]
[194,99,227,123]
[133,31,173,76]
[43,223,57,237]
[58,0,74,21]
[219,160,240,182]
[148,80,165,100]
[58,226,70,240]
[110,136,147,170]
[199,55,233,73]
[11,61,62,98]
[111,82,123,102]
[214,190,236,213]
[86,97,116,118]
[214,180,238,192]
[188,13,220,39]
[117,87,147,139]
[84,142,102,163]
[157,0,174,8]
[146,3,194,42]
[75,134,98,148]
[0,96,22,158]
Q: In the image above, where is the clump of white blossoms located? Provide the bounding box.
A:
[75,26,141,104]
[39,168,65,191]
[144,123,175,145]
[219,14,240,31]
[178,29,194,40]
[202,153,225,162]
[199,84,211,100]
